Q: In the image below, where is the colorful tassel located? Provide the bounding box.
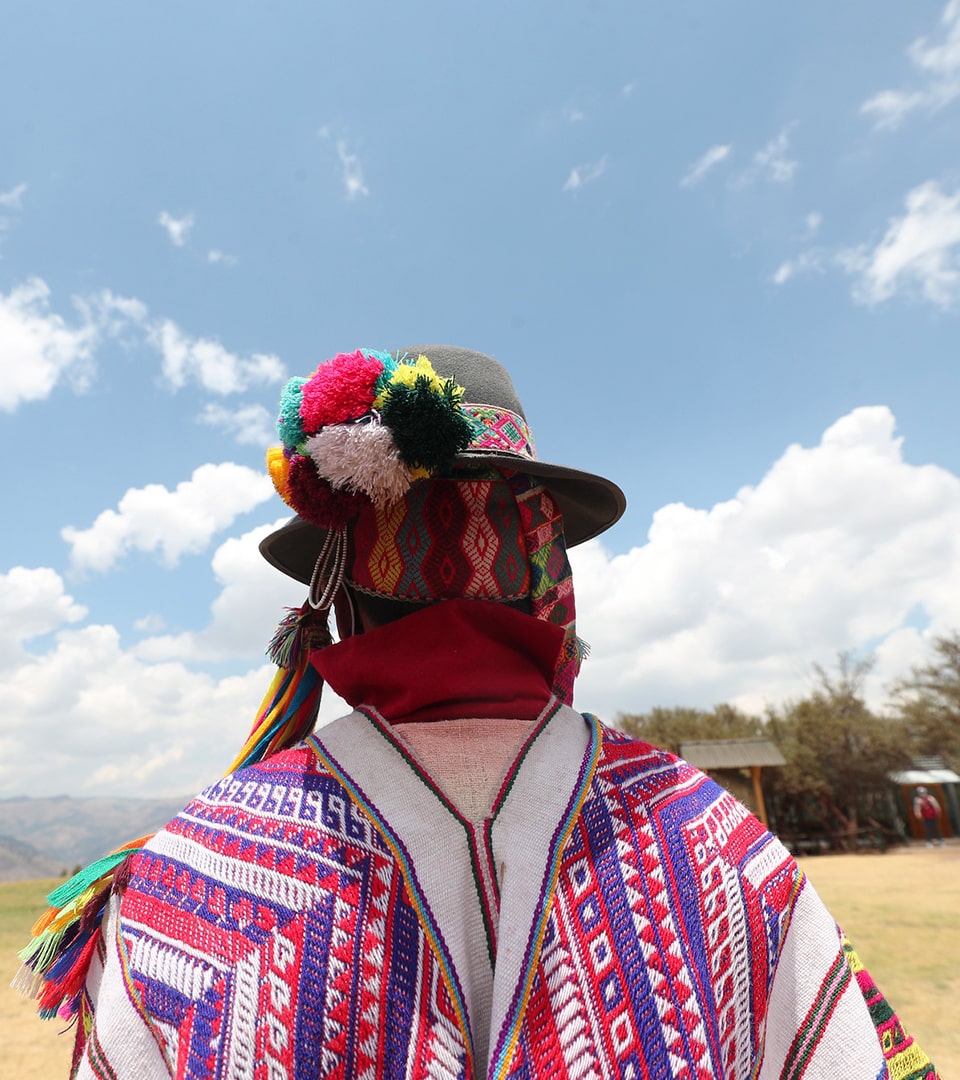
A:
[15,838,150,1021]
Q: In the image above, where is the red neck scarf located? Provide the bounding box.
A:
[310,599,563,724]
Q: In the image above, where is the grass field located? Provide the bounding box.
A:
[3,844,958,1077]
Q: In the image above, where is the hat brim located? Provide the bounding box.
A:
[259,454,626,585]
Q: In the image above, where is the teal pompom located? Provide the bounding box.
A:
[277,377,307,451]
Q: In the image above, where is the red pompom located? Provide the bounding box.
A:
[299,350,384,431]
[287,455,366,529]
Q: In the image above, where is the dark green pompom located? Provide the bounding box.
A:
[381,376,476,473]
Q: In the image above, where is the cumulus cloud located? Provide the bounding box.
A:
[563,155,608,192]
[570,406,960,722]
[0,278,99,411]
[680,144,732,188]
[0,279,282,413]
[0,528,346,798]
[0,567,87,663]
[133,519,306,663]
[158,210,195,247]
[0,619,279,798]
[198,401,277,446]
[840,180,960,308]
[862,2,960,129]
[151,319,285,394]
[61,463,276,573]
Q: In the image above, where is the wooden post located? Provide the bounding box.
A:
[751,766,769,828]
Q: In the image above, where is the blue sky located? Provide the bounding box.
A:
[3,2,960,798]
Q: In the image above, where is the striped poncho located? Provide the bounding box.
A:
[69,703,939,1079]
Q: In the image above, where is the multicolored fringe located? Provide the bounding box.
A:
[16,602,332,1022]
[843,938,940,1079]
[13,836,149,1019]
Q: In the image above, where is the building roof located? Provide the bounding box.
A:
[679,738,786,770]
[890,767,960,786]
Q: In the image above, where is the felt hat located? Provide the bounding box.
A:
[260,344,626,584]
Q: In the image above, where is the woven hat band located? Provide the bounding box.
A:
[462,404,536,460]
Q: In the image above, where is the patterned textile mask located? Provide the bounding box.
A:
[345,472,582,705]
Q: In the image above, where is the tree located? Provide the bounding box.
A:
[765,654,909,851]
[616,704,762,756]
[892,632,960,768]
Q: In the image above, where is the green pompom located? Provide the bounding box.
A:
[381,377,476,473]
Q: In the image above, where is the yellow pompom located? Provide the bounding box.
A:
[387,354,444,393]
[266,446,293,506]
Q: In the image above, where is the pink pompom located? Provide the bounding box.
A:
[306,424,411,507]
[300,350,384,431]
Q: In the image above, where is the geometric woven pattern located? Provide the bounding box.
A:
[108,747,467,1079]
[348,479,531,603]
[499,729,800,1079]
[74,721,932,1079]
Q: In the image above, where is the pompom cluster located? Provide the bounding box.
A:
[267,349,479,528]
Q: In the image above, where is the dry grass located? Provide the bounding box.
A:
[3,846,958,1078]
[1,880,74,1080]
[798,842,960,1077]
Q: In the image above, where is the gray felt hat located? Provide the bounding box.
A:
[259,344,627,584]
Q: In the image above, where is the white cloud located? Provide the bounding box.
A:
[158,210,195,247]
[772,249,826,286]
[151,318,285,394]
[207,249,237,267]
[680,144,732,188]
[336,140,369,200]
[563,155,608,192]
[747,128,798,184]
[0,278,98,411]
[621,83,636,97]
[61,463,276,573]
[198,401,276,446]
[318,128,370,200]
[805,212,823,236]
[0,567,87,663]
[0,619,279,798]
[0,182,27,209]
[0,527,346,798]
[862,1,960,129]
[564,105,585,123]
[0,277,288,412]
[570,406,960,722]
[840,180,960,308]
[134,519,307,662]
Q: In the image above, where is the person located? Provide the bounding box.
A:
[19,345,939,1078]
[913,786,945,847]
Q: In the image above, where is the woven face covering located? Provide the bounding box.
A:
[347,473,582,705]
[348,477,532,602]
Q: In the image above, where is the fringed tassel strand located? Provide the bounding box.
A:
[228,603,332,774]
[14,837,150,1021]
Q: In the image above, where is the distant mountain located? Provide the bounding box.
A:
[0,795,190,881]
[0,834,62,883]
